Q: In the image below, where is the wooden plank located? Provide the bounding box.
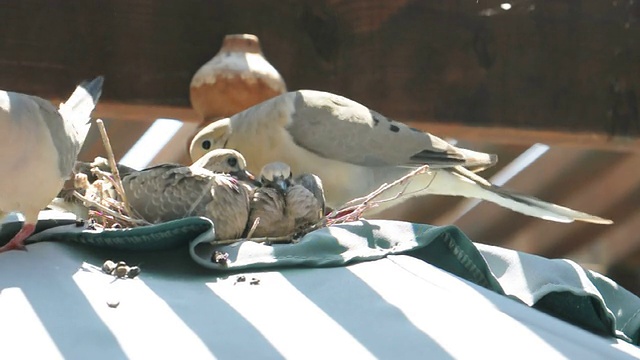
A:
[406,122,640,153]
[56,102,640,152]
[569,209,640,268]
[503,153,640,256]
[0,0,638,138]
[445,147,590,246]
[564,181,640,265]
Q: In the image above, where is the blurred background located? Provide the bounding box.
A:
[1,0,639,292]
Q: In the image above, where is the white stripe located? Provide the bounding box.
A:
[0,288,64,360]
[347,259,568,359]
[119,118,184,169]
[208,272,376,359]
[72,267,216,360]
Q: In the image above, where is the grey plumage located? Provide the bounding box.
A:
[189,90,612,225]
[286,91,496,169]
[246,162,295,237]
[247,186,294,238]
[286,173,326,232]
[121,149,252,240]
[248,162,325,237]
[0,76,104,252]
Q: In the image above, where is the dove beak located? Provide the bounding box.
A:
[233,169,261,186]
[273,176,290,192]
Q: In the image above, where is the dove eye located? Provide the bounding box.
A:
[202,140,212,150]
[227,157,238,167]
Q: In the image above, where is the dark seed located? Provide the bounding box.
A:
[212,251,229,265]
[126,266,141,279]
[114,265,129,278]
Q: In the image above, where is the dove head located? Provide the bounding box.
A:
[260,162,293,193]
[191,149,256,182]
[189,118,232,162]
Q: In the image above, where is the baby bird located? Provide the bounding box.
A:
[247,162,325,238]
[246,162,294,238]
[287,172,326,232]
[122,149,253,240]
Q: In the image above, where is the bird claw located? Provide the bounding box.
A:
[0,241,28,253]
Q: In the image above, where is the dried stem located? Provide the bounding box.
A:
[212,234,293,246]
[325,165,430,225]
[96,119,136,223]
[245,217,260,240]
[72,191,149,226]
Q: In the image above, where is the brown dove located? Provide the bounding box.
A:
[263,162,326,232]
[246,162,325,238]
[189,90,612,224]
[0,76,104,252]
[122,149,253,240]
[245,162,295,238]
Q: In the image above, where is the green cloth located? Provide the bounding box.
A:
[5,216,640,345]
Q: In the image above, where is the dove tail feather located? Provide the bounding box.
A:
[426,169,613,224]
[484,185,613,224]
[59,76,104,143]
[457,148,499,170]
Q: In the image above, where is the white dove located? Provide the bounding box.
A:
[0,76,104,252]
[189,90,612,225]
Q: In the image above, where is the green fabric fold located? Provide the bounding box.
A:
[5,216,640,345]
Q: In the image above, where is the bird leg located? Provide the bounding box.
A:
[0,223,36,252]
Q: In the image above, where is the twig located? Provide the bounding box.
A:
[89,168,146,220]
[211,234,293,246]
[245,217,260,240]
[96,119,136,223]
[326,165,430,225]
[72,191,148,226]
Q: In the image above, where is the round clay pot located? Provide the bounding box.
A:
[190,34,287,122]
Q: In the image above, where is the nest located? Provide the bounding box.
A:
[72,119,429,245]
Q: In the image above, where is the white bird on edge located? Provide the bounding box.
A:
[0,76,104,252]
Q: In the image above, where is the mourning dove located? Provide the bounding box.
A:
[246,162,325,238]
[288,172,326,231]
[189,90,612,224]
[0,76,104,252]
[245,162,295,238]
[262,162,326,232]
[121,149,253,240]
